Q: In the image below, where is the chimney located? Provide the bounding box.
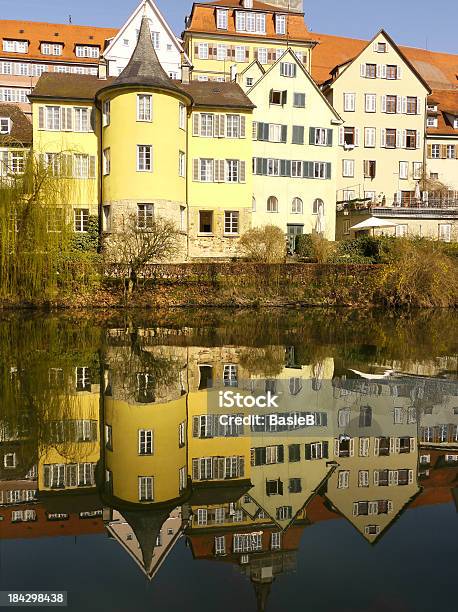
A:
[98,59,107,80]
[181,52,192,84]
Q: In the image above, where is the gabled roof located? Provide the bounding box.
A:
[29,73,114,101]
[0,104,32,144]
[427,90,458,137]
[0,19,117,64]
[103,0,185,62]
[313,30,458,91]
[318,29,431,94]
[247,47,342,122]
[184,1,314,43]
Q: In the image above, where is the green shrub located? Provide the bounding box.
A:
[71,215,99,252]
[295,234,313,258]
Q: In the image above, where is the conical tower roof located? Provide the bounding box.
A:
[111,14,182,95]
[122,507,171,573]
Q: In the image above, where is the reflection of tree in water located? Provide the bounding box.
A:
[0,315,102,462]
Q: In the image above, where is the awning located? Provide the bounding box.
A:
[350,217,397,230]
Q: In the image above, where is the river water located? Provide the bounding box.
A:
[0,309,457,611]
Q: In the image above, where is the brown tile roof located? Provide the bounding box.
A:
[0,103,32,144]
[0,19,118,64]
[29,72,115,101]
[312,31,458,91]
[205,0,301,11]
[177,80,255,109]
[427,89,458,136]
[185,1,313,43]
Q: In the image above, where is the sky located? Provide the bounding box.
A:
[0,0,457,55]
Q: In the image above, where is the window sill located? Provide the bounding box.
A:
[197,232,214,237]
[223,233,239,238]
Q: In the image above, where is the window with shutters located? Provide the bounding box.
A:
[343,93,356,111]
[138,476,154,501]
[199,210,213,233]
[267,159,280,176]
[267,196,278,213]
[342,159,354,178]
[234,46,244,62]
[266,479,283,495]
[406,97,418,114]
[314,128,328,146]
[343,126,356,146]
[385,129,396,149]
[364,160,376,179]
[364,127,376,148]
[293,92,306,108]
[386,65,398,79]
[430,144,440,159]
[137,145,152,171]
[307,441,327,459]
[280,62,296,77]
[198,43,208,59]
[365,63,377,78]
[358,470,369,487]
[257,47,268,64]
[137,203,154,229]
[291,197,303,214]
[224,211,239,234]
[292,125,304,145]
[269,90,284,105]
[385,95,397,114]
[45,106,61,130]
[138,430,153,455]
[216,9,228,30]
[446,145,456,159]
[313,162,327,179]
[337,470,349,489]
[226,114,240,137]
[225,159,238,183]
[199,158,214,182]
[365,94,376,112]
[291,160,302,177]
[405,130,417,149]
[200,113,214,137]
[74,209,89,233]
[137,94,152,122]
[276,506,292,520]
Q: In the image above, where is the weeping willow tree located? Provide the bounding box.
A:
[0,142,98,302]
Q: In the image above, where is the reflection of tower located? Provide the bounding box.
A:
[99,332,191,579]
[253,579,272,612]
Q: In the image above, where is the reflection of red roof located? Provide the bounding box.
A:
[187,521,306,559]
[312,31,458,90]
[0,504,104,539]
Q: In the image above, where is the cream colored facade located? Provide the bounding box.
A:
[240,49,341,243]
[426,136,458,190]
[324,31,429,207]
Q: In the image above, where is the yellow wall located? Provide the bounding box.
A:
[104,395,187,504]
[426,136,458,190]
[100,88,188,203]
[327,32,429,204]
[185,34,311,81]
[32,100,99,212]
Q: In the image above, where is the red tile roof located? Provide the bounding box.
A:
[312,31,458,91]
[185,1,313,43]
[0,19,118,64]
[427,89,458,136]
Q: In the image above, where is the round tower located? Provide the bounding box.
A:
[96,16,192,248]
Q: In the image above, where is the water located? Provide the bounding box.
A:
[0,309,457,612]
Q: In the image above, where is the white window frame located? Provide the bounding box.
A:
[138,476,154,501]
[137,94,152,122]
[138,429,154,455]
[137,145,152,172]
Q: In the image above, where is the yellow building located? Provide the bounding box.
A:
[238,49,342,246]
[322,30,430,208]
[183,1,316,82]
[29,74,100,231]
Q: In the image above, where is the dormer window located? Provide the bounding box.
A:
[216,8,228,30]
[426,116,438,128]
[427,104,438,112]
[275,14,286,35]
[236,11,266,34]
[75,45,100,58]
[41,42,63,56]
[0,117,11,134]
[454,118,458,129]
[3,39,28,53]
[243,0,253,8]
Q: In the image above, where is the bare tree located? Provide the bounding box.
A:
[104,213,181,295]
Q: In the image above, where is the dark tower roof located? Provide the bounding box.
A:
[122,508,171,573]
[111,14,182,95]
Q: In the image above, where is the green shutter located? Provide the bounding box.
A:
[326,162,332,179]
[281,125,287,143]
[327,129,333,146]
[309,127,315,145]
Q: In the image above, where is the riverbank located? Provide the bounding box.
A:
[0,263,382,309]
